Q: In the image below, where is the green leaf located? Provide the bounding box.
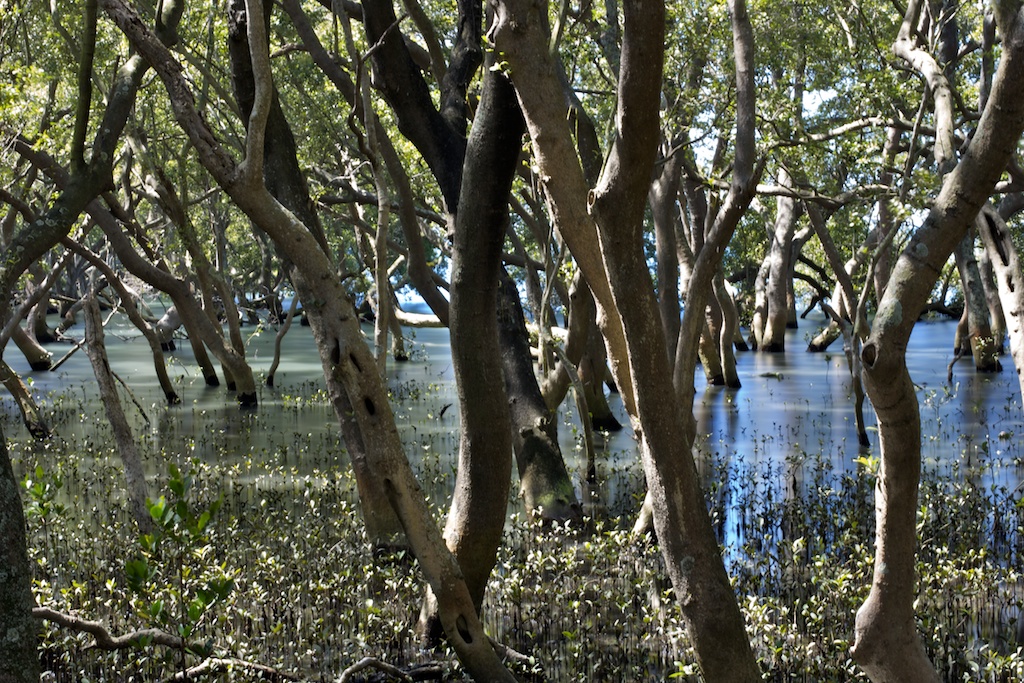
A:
[125,557,152,592]
[148,496,168,523]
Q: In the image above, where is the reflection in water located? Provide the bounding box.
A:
[2,314,1022,520]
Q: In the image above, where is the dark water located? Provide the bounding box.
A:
[2,312,1023,514]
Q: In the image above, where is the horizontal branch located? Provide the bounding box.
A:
[33,607,185,650]
[705,178,893,209]
[167,657,300,682]
[34,607,300,682]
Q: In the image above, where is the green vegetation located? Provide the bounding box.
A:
[5,372,1022,682]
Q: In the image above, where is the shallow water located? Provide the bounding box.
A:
[2,312,1023,517]
[5,310,1024,682]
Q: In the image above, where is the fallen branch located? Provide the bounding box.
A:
[34,607,300,682]
[167,657,301,682]
[337,657,412,682]
[336,657,445,682]
[488,636,537,667]
[33,607,185,650]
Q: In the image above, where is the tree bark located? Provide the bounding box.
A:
[977,205,1024,404]
[82,295,154,535]
[9,325,52,371]
[99,1,518,677]
[953,232,1001,371]
[853,6,1024,680]
[0,424,37,683]
[227,0,399,540]
[420,64,524,640]
[497,272,581,521]
[494,0,763,678]
[356,0,583,523]
[649,147,681,360]
[0,360,51,439]
[759,167,799,352]
[64,238,180,404]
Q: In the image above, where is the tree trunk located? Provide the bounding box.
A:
[226,0,398,540]
[977,205,1024,403]
[578,316,622,431]
[494,0,763,678]
[64,239,180,404]
[0,360,50,439]
[714,269,742,387]
[0,424,38,683]
[760,168,799,351]
[433,62,523,618]
[953,231,1001,371]
[10,325,52,371]
[977,244,1006,352]
[854,6,1024,680]
[650,147,681,360]
[100,2,518,676]
[497,272,581,522]
[82,295,154,535]
[750,255,769,349]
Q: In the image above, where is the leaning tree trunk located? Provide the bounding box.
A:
[10,325,51,371]
[102,2,519,677]
[494,0,763,679]
[83,295,154,535]
[853,4,1024,680]
[0,360,50,439]
[225,0,398,540]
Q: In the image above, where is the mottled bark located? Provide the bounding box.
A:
[854,5,1024,680]
[497,272,581,520]
[0,424,37,683]
[578,316,621,431]
[227,0,397,538]
[83,295,154,535]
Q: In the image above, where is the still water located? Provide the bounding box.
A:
[2,312,1023,516]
